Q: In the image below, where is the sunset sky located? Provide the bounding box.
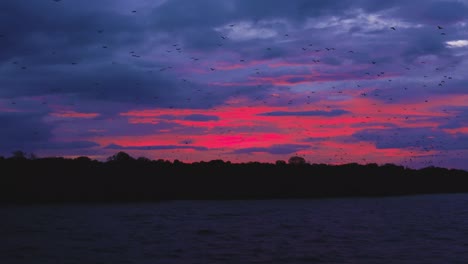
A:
[1,0,467,169]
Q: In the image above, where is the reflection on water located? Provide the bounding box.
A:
[2,194,468,264]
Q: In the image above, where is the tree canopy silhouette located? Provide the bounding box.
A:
[288,156,306,165]
[11,150,27,159]
[1,152,468,204]
[107,151,134,162]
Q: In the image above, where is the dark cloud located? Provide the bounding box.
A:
[258,109,349,117]
[156,114,219,122]
[438,107,468,129]
[352,127,468,150]
[105,143,208,151]
[151,0,353,33]
[401,28,449,60]
[0,112,52,153]
[0,112,99,155]
[1,63,178,103]
[1,0,466,109]
[58,118,208,138]
[302,137,333,143]
[36,141,100,150]
[183,114,219,122]
[429,80,468,95]
[350,122,398,128]
[0,1,142,63]
[438,119,466,129]
[394,0,468,25]
[232,144,310,155]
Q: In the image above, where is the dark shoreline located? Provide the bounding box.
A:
[3,192,468,207]
[2,154,468,205]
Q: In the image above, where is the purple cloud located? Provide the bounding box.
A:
[105,144,208,151]
[352,127,468,151]
[183,114,220,122]
[258,109,349,117]
[232,144,310,155]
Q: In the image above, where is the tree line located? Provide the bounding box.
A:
[1,151,467,204]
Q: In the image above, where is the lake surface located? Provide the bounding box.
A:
[2,194,468,264]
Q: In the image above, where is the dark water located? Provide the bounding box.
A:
[2,194,468,264]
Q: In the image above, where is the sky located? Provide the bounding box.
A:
[1,0,467,169]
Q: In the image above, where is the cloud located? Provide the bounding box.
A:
[258,109,350,117]
[446,40,468,48]
[50,110,100,119]
[232,143,310,154]
[0,111,101,156]
[145,114,220,122]
[373,0,468,26]
[0,112,52,153]
[439,119,467,129]
[105,143,208,151]
[401,28,449,59]
[215,21,279,41]
[410,0,468,24]
[37,141,100,150]
[302,137,333,142]
[183,114,220,121]
[438,107,468,129]
[352,127,468,150]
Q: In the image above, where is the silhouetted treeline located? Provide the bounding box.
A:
[1,152,468,204]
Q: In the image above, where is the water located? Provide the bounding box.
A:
[2,194,468,264]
